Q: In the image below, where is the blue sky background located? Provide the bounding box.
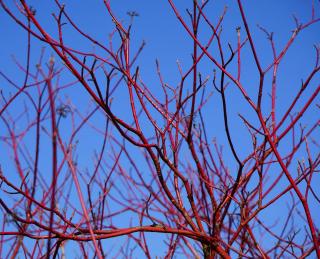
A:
[0,1,319,258]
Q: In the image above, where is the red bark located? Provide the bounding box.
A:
[0,1,319,258]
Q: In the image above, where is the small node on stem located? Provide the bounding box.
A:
[56,104,71,118]
[29,6,36,16]
[127,11,139,18]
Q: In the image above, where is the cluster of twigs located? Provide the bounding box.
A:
[0,0,319,258]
